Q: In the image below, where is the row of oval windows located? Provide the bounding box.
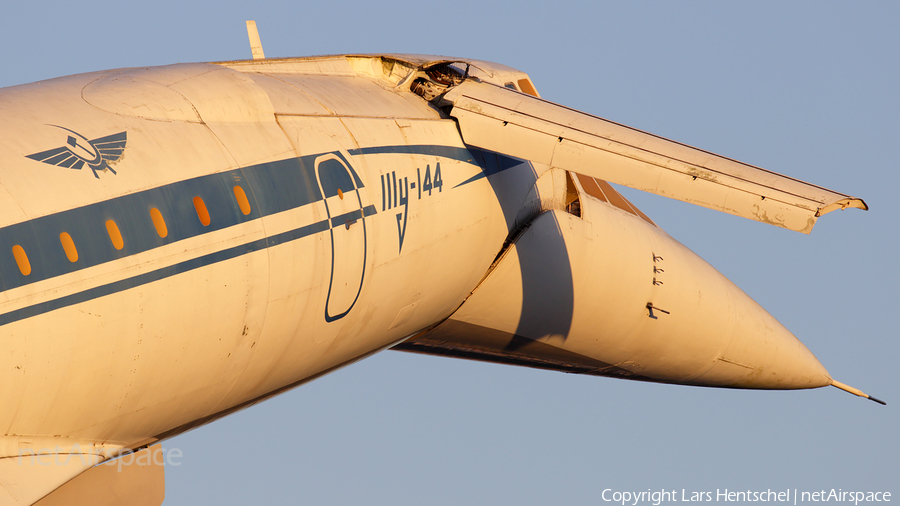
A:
[10,186,253,277]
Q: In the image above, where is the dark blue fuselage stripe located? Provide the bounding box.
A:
[0,144,486,327]
[0,158,319,293]
[0,220,330,327]
[0,146,471,294]
[0,144,526,328]
[454,147,530,188]
[267,220,329,248]
[331,209,363,228]
[0,146,476,294]
[329,204,376,229]
[348,145,478,165]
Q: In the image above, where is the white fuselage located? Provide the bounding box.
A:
[0,54,835,474]
[0,59,516,455]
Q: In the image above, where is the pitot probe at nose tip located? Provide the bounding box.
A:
[832,380,886,405]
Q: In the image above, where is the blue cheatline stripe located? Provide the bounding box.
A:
[348,145,478,165]
[331,209,363,228]
[0,220,330,328]
[0,163,280,293]
[0,153,330,293]
[266,220,330,248]
[0,145,476,295]
[0,144,476,327]
[327,205,377,228]
[453,147,530,188]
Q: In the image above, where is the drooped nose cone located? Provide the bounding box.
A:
[408,198,834,392]
[559,198,835,390]
[681,279,833,390]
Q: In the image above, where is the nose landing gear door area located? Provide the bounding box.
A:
[316,154,368,322]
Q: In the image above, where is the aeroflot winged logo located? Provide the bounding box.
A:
[26,126,127,179]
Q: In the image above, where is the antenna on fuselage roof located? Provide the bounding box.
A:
[246,20,265,60]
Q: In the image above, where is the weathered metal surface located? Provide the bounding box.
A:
[443,79,867,234]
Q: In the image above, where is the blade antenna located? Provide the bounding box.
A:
[246,20,265,60]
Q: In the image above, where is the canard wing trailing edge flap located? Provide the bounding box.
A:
[442,80,866,234]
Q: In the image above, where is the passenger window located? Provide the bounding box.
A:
[106,220,124,250]
[150,208,168,238]
[60,232,79,262]
[12,245,31,276]
[233,186,251,215]
[193,196,211,226]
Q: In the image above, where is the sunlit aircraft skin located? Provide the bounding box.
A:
[0,53,875,505]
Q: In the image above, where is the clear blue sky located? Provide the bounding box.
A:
[3,2,897,504]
